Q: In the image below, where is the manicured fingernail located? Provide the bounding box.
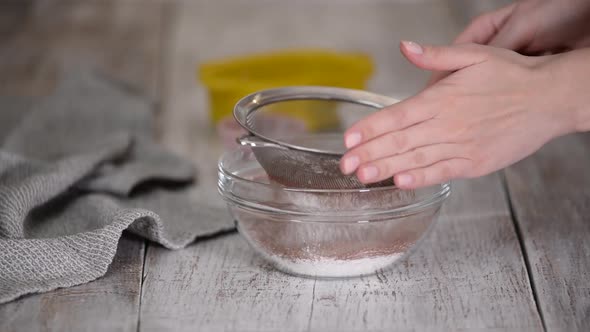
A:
[342,155,360,174]
[402,40,423,54]
[360,166,378,181]
[345,132,362,148]
[396,174,414,187]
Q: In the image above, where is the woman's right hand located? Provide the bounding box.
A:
[429,0,590,84]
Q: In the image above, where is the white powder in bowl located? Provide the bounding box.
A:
[265,252,404,278]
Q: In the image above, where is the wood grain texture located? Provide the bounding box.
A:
[140,236,315,332]
[0,235,145,332]
[0,0,166,97]
[0,1,168,330]
[308,175,541,331]
[505,133,590,331]
[139,175,542,331]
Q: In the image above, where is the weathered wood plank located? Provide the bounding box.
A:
[139,175,542,331]
[140,236,316,332]
[0,0,165,97]
[0,0,168,330]
[505,133,590,331]
[307,175,542,331]
[0,235,145,332]
[141,1,542,330]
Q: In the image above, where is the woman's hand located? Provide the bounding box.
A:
[340,41,588,189]
[457,0,590,53]
[429,0,590,85]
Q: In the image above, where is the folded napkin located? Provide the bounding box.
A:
[0,68,234,304]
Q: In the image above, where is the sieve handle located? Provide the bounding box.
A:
[237,135,289,150]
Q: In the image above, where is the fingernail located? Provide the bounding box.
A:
[345,132,362,148]
[402,40,423,54]
[360,166,378,181]
[342,155,360,174]
[396,174,414,187]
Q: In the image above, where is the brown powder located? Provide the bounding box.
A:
[233,205,438,262]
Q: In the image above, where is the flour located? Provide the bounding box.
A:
[261,250,404,278]
[237,217,417,278]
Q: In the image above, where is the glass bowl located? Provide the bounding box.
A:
[218,147,451,278]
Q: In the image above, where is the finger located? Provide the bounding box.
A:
[394,159,472,189]
[400,41,490,72]
[453,3,517,45]
[354,144,464,184]
[343,97,434,149]
[341,121,446,174]
[423,4,516,89]
[488,17,529,50]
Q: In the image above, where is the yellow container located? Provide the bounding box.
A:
[198,49,373,131]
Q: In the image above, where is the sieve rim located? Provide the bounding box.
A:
[233,86,399,155]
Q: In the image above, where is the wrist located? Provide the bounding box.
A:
[572,101,590,134]
[538,48,590,135]
[565,49,590,133]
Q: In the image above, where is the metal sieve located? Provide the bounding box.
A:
[233,86,399,189]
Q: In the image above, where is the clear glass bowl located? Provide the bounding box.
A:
[218,147,451,278]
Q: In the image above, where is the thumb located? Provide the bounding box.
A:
[425,71,452,88]
[488,19,529,51]
[400,41,490,72]
[453,3,517,45]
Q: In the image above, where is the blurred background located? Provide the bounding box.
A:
[0,0,512,158]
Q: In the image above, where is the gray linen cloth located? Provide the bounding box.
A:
[0,68,234,304]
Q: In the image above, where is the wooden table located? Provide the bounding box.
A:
[1,1,588,331]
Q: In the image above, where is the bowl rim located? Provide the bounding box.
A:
[219,188,449,221]
[218,149,451,220]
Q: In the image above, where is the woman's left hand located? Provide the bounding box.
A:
[340,41,583,189]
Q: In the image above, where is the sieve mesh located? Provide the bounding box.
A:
[246,134,394,189]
